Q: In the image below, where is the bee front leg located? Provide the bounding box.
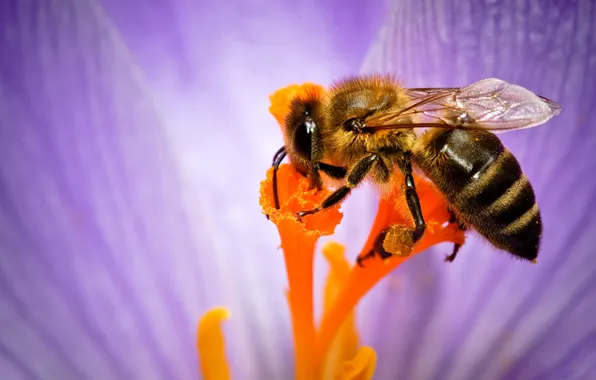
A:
[317,162,347,180]
[296,154,379,220]
[308,162,347,192]
[271,146,288,210]
[309,161,348,195]
[308,127,326,190]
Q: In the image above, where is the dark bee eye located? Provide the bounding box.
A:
[293,119,314,157]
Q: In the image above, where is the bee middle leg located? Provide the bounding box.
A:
[402,157,426,243]
[296,153,379,219]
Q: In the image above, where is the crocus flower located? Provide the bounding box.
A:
[1,1,595,380]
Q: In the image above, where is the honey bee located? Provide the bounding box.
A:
[271,75,560,264]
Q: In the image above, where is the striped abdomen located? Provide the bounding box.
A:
[414,129,541,261]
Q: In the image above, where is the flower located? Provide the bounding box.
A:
[196,83,464,379]
[2,1,595,380]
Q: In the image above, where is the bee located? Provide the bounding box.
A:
[283,75,560,264]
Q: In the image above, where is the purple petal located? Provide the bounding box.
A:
[0,0,388,379]
[358,1,596,379]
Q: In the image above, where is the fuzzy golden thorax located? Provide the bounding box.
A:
[318,74,416,185]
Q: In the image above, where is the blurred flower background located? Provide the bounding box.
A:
[1,0,595,379]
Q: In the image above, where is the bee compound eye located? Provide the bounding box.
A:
[293,121,313,157]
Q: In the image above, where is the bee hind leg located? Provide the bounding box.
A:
[356,229,393,267]
[445,243,462,262]
[445,208,467,262]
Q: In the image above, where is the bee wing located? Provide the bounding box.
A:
[364,78,561,133]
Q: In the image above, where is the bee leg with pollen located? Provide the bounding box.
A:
[356,229,393,267]
[445,208,467,262]
[296,153,379,221]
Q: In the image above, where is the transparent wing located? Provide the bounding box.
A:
[363,78,561,133]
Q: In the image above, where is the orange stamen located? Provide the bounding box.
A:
[334,346,377,380]
[260,162,343,379]
[196,307,232,380]
[263,83,347,379]
[316,177,464,365]
[196,82,467,379]
[259,82,464,379]
[321,242,359,380]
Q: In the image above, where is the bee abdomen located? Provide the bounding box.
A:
[458,150,542,261]
[480,202,542,261]
[484,174,536,226]
[415,129,542,261]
